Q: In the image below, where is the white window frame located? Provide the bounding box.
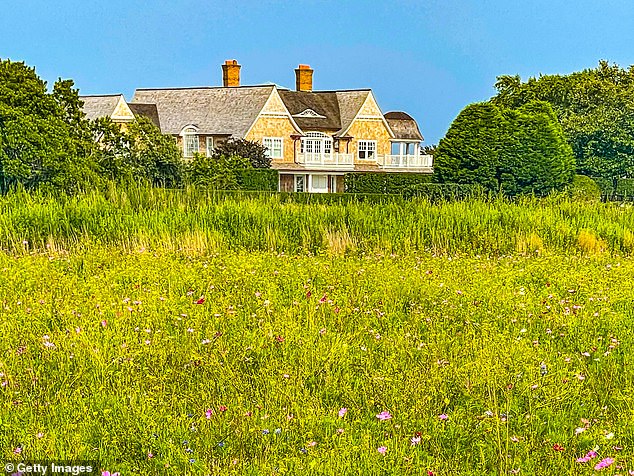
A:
[206,137,215,157]
[182,127,199,158]
[358,140,377,160]
[263,137,283,159]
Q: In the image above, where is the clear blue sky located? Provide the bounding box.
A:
[2,0,634,144]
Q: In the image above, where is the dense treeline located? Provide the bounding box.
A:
[0,59,272,192]
[492,61,634,186]
[434,61,634,195]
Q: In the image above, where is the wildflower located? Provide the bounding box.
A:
[275,336,285,343]
[376,411,392,421]
[102,472,120,476]
[377,446,387,455]
[574,427,586,435]
[13,446,22,455]
[604,432,614,439]
[336,428,344,435]
[36,432,44,439]
[319,294,328,303]
[201,339,211,345]
[594,457,614,470]
[338,407,348,418]
[205,409,213,419]
[274,428,281,435]
[218,405,227,412]
[552,443,564,451]
[307,441,317,447]
[581,352,591,357]
[147,452,154,459]
[540,363,547,376]
[319,328,326,336]
[576,450,597,463]
[438,413,448,421]
[411,436,421,445]
[101,320,107,328]
[262,429,270,435]
[187,328,194,333]
[195,297,205,304]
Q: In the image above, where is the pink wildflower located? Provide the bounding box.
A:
[438,413,448,421]
[338,407,347,418]
[376,411,392,421]
[576,450,597,463]
[377,446,387,455]
[101,320,107,328]
[205,408,214,419]
[594,457,614,471]
[411,436,421,445]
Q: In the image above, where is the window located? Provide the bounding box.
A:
[182,127,199,158]
[358,140,376,160]
[206,137,214,157]
[294,175,305,192]
[263,137,283,159]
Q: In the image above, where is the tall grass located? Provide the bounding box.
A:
[2,184,634,255]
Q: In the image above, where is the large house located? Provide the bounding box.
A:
[82,60,432,193]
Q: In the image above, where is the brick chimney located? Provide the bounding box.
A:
[295,64,313,92]
[222,60,241,87]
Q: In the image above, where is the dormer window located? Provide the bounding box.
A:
[181,126,199,158]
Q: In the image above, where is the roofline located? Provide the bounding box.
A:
[134,84,276,91]
[79,93,124,98]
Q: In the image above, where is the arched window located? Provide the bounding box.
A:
[181,126,199,158]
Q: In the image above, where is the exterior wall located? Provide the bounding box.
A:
[245,116,298,164]
[336,175,345,193]
[345,118,392,165]
[261,89,290,115]
[358,94,383,117]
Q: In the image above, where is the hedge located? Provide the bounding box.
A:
[234,169,279,191]
[344,173,433,194]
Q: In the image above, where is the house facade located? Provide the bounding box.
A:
[84,60,432,193]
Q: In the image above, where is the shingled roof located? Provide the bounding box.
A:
[79,94,122,121]
[277,89,371,136]
[131,86,274,136]
[384,111,423,141]
[128,103,161,129]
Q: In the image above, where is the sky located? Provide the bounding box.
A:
[2,0,634,144]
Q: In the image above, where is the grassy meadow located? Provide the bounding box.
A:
[2,187,634,475]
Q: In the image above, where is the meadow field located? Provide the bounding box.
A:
[1,188,634,475]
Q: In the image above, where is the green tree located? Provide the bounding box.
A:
[435,101,574,195]
[212,138,271,168]
[0,59,100,192]
[185,153,251,189]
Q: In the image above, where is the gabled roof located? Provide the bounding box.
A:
[335,90,371,136]
[131,85,274,136]
[277,89,371,136]
[384,111,423,141]
[79,94,123,121]
[278,90,341,131]
[128,103,161,129]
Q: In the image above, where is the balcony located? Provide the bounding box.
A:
[377,154,434,170]
[297,153,354,169]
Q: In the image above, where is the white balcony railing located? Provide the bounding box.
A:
[377,154,433,169]
[297,153,354,168]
